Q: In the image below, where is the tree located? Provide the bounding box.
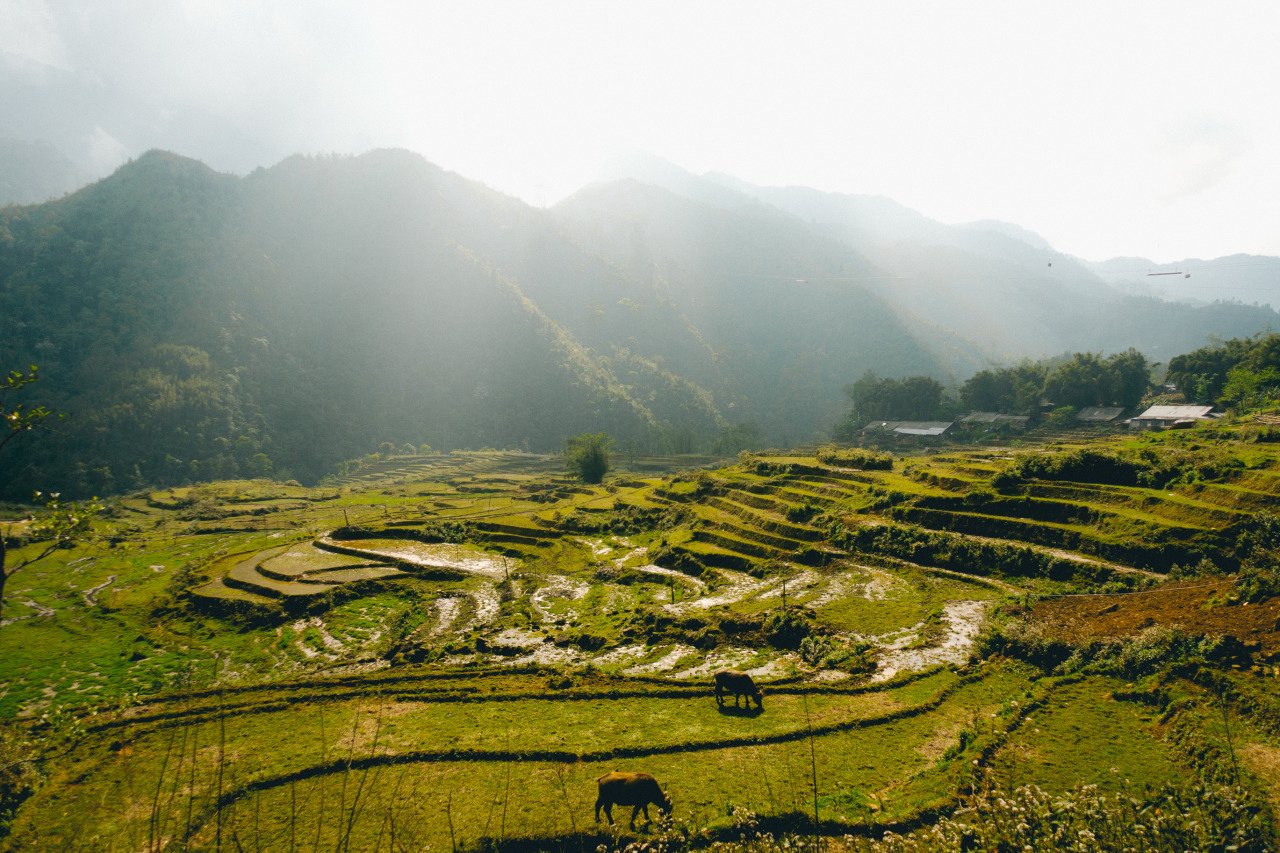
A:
[1219,335,1280,411]
[1166,336,1259,404]
[0,367,55,455]
[1043,353,1110,409]
[1,367,102,619]
[564,432,612,484]
[1103,348,1152,411]
[714,422,762,454]
[960,362,1047,415]
[833,373,944,440]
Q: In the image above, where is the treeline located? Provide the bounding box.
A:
[1167,333,1280,409]
[833,348,1153,437]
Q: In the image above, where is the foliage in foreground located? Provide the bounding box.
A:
[861,782,1273,853]
[597,782,1273,852]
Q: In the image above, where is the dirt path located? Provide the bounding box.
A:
[624,645,699,675]
[674,570,776,611]
[83,575,116,606]
[635,564,707,588]
[290,617,345,660]
[0,599,56,627]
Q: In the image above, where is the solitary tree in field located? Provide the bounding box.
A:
[1,367,101,620]
[565,432,612,484]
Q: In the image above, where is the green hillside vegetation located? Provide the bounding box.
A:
[1168,332,1280,409]
[6,150,1280,502]
[2,423,1278,848]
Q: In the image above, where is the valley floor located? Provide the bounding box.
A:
[2,434,1278,849]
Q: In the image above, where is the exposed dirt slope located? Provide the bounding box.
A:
[1031,579,1280,658]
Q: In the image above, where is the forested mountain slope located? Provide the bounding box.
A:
[551,179,956,441]
[4,148,1280,500]
[0,151,724,498]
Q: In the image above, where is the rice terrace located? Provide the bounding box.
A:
[2,423,1279,850]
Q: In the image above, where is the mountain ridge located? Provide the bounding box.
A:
[4,147,1280,498]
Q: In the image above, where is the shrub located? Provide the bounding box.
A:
[860,782,1273,853]
[1001,446,1245,490]
[560,504,688,535]
[763,608,814,649]
[564,432,612,483]
[649,545,709,578]
[815,446,894,470]
[991,624,1255,677]
[798,634,875,674]
[784,502,819,523]
[418,520,476,543]
[1230,565,1280,604]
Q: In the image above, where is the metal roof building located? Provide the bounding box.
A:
[961,412,1030,428]
[863,420,954,437]
[1129,405,1217,429]
[1076,406,1125,422]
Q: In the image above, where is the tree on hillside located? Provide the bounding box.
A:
[833,373,944,440]
[565,432,612,484]
[960,362,1047,415]
[1041,351,1151,410]
[715,422,762,454]
[1166,336,1260,404]
[1043,353,1110,409]
[1103,348,1153,411]
[1,367,101,619]
[1220,335,1280,411]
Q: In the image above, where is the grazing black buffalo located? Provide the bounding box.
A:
[594,771,672,829]
[714,669,763,710]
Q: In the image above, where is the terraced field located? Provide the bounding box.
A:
[2,430,1278,849]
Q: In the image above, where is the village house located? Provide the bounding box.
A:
[1076,406,1125,423]
[862,420,954,438]
[1128,404,1218,430]
[960,412,1030,430]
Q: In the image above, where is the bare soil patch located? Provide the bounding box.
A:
[1031,579,1280,658]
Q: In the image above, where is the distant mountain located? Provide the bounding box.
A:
[1088,254,1280,311]
[552,178,957,440]
[958,219,1054,252]
[0,138,87,205]
[1,50,281,181]
[693,169,1280,362]
[0,150,723,498]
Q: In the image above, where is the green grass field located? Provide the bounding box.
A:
[2,436,1278,849]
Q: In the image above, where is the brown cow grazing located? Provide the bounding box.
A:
[714,669,763,710]
[595,771,672,829]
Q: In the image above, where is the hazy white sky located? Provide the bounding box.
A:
[3,0,1279,261]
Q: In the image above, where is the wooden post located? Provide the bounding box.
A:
[342,508,349,527]
[782,578,788,610]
